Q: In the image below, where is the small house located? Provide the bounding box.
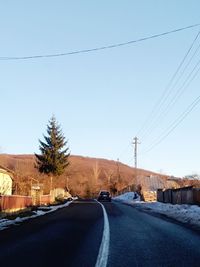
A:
[0,165,13,195]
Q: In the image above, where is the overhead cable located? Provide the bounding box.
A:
[141,95,200,154]
[0,23,200,61]
[141,48,200,141]
[136,30,200,139]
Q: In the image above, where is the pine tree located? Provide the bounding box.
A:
[35,116,70,177]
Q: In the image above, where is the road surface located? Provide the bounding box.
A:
[0,199,200,267]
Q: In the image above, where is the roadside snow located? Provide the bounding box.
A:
[0,201,72,231]
[114,192,200,228]
[114,192,141,202]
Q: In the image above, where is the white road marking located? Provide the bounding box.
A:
[95,201,110,267]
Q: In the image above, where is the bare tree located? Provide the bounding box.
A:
[92,161,101,183]
[104,169,114,187]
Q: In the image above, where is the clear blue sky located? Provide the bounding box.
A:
[0,1,200,177]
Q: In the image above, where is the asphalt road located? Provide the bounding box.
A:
[0,200,103,267]
[1,200,200,267]
[106,202,200,267]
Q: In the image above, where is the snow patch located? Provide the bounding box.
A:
[0,201,72,231]
[114,192,141,202]
[114,192,200,228]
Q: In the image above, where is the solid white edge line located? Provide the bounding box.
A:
[95,201,110,267]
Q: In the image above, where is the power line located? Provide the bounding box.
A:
[137,30,200,139]
[0,23,200,61]
[150,57,200,128]
[141,95,200,154]
[141,50,200,141]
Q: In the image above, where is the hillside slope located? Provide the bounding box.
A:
[0,154,169,196]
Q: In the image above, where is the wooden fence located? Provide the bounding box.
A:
[40,195,51,205]
[0,194,52,212]
[0,195,32,212]
[157,187,200,205]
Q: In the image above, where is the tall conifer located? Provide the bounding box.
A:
[35,116,70,177]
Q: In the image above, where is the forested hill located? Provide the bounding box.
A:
[0,154,169,196]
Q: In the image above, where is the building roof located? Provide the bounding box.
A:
[0,165,14,178]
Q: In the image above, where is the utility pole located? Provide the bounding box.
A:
[117,158,120,180]
[116,158,120,194]
[132,137,140,169]
[132,137,140,188]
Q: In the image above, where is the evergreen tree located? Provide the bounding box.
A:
[35,116,70,177]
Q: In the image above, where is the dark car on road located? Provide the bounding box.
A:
[97,191,111,202]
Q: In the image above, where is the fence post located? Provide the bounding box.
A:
[170,189,173,204]
[180,188,182,204]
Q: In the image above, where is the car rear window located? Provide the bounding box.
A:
[100,191,109,195]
